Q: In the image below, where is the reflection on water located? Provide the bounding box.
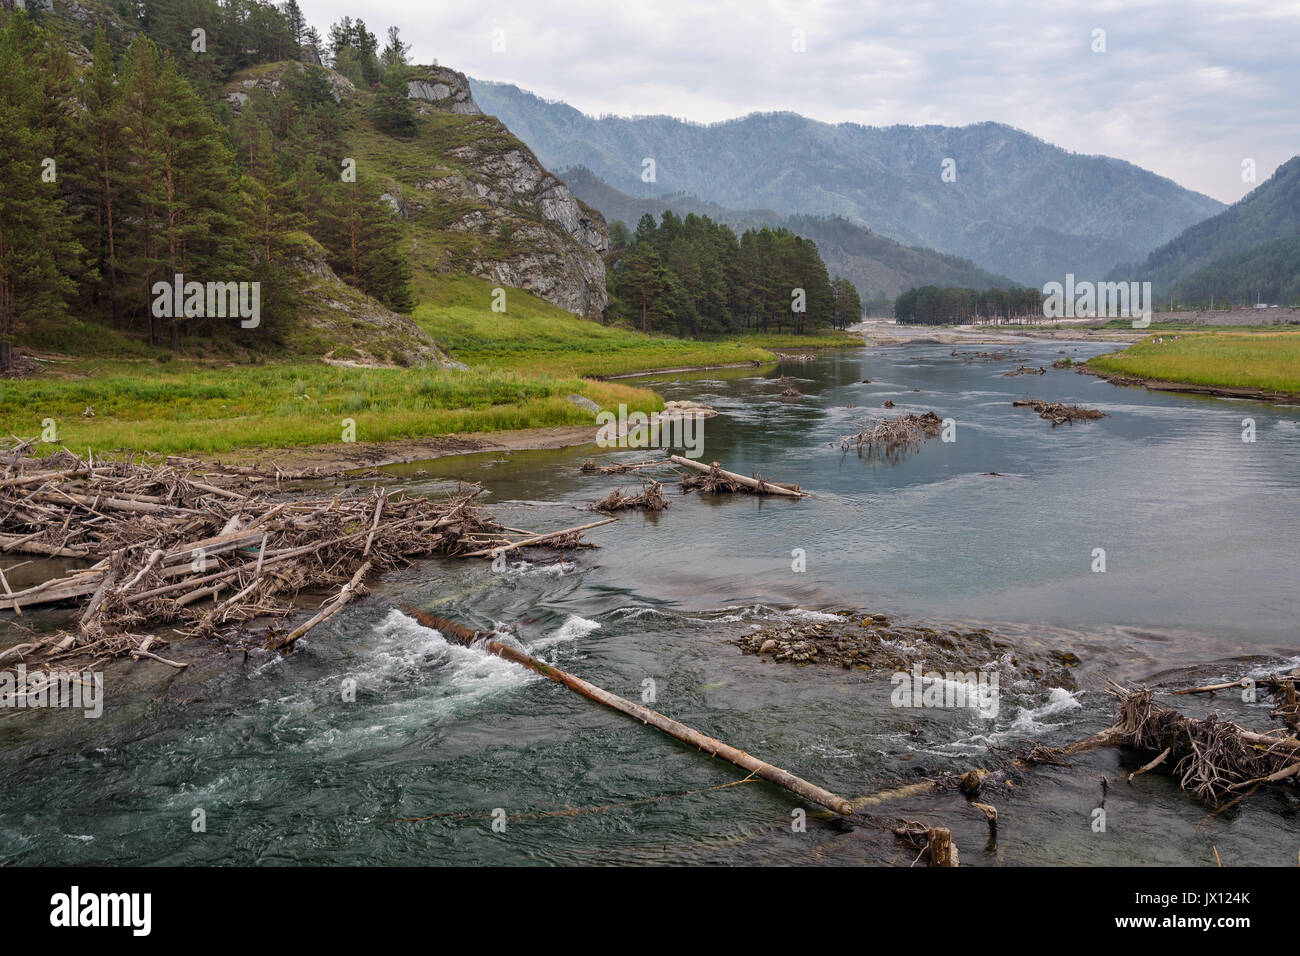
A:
[2,342,1298,865]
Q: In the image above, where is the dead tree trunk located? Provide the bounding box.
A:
[400,605,854,816]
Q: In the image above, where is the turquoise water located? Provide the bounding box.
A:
[2,341,1298,865]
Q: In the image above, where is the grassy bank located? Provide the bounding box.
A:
[414,275,860,377]
[0,362,659,456]
[2,275,862,457]
[1087,331,1300,395]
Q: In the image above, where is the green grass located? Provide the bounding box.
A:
[0,362,659,456]
[2,274,860,457]
[1087,331,1300,394]
[413,275,858,377]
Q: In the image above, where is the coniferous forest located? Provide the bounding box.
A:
[0,1,416,372]
[607,212,860,336]
[0,0,857,374]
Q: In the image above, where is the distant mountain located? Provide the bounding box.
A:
[560,166,1016,301]
[1113,156,1300,300]
[469,79,1224,286]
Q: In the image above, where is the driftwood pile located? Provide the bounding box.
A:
[831,411,944,461]
[1029,681,1300,809]
[590,480,670,513]
[1012,399,1107,426]
[0,445,607,665]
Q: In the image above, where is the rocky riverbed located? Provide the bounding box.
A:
[732,612,1080,689]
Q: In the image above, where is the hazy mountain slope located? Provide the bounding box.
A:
[470,79,1224,287]
[1169,235,1300,305]
[561,166,1016,298]
[1114,156,1300,298]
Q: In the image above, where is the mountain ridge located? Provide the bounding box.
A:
[560,166,1016,301]
[469,78,1224,286]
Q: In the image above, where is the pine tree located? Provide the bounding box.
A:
[0,12,83,372]
[617,244,669,333]
[380,25,409,69]
[84,30,127,326]
[318,175,413,312]
[371,63,418,136]
[280,0,305,47]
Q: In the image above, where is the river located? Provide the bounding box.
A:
[2,340,1298,865]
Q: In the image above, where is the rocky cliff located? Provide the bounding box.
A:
[225,63,611,320]
[402,66,610,317]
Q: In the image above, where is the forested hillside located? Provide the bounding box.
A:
[1112,155,1300,303]
[0,0,612,373]
[1169,235,1300,306]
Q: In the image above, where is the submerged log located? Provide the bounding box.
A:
[1012,399,1107,426]
[399,605,853,816]
[460,518,617,558]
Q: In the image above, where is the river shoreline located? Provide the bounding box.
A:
[199,423,606,474]
[1077,364,1300,404]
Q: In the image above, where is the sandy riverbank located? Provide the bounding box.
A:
[203,424,604,475]
[851,318,1142,346]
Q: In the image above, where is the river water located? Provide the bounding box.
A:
[2,340,1298,865]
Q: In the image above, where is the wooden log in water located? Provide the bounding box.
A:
[398,604,853,816]
[267,560,372,652]
[927,827,959,866]
[669,455,806,497]
[459,518,617,558]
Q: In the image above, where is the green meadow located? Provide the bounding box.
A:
[2,275,859,457]
[1088,331,1300,394]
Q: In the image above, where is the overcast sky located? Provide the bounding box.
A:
[301,0,1299,204]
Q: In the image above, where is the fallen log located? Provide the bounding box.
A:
[460,518,617,558]
[399,605,853,816]
[0,534,91,558]
[580,459,670,475]
[669,455,806,497]
[267,560,372,652]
